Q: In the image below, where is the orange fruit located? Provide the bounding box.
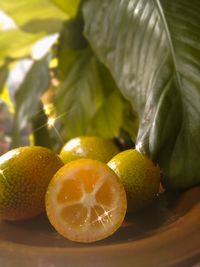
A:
[108,149,160,213]
[59,136,119,164]
[45,159,127,243]
[0,146,63,221]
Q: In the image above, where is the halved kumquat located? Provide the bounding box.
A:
[45,159,127,243]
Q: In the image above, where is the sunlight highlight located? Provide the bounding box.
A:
[0,10,16,30]
[64,138,81,152]
[43,103,55,116]
[0,167,10,186]
[47,116,64,144]
[97,216,102,221]
[47,116,56,128]
[90,205,115,228]
[32,33,59,60]
[32,110,68,145]
[136,141,143,152]
[0,150,20,165]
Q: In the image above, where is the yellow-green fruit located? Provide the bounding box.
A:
[60,136,119,164]
[0,146,63,221]
[108,149,160,213]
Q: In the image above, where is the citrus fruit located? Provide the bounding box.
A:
[45,158,127,243]
[0,146,63,221]
[108,149,160,213]
[59,136,119,164]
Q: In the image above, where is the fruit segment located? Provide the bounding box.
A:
[45,159,127,243]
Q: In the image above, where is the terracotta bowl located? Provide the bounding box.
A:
[0,186,200,267]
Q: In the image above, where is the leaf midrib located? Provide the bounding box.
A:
[155,0,183,95]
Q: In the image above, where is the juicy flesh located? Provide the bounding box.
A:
[56,168,114,229]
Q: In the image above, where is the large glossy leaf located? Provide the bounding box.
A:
[0,0,68,33]
[83,0,200,190]
[12,57,50,147]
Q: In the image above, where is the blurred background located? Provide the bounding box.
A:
[0,1,137,156]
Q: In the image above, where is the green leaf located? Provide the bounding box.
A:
[56,16,137,140]
[0,29,44,64]
[83,0,200,190]
[55,48,106,138]
[51,0,81,17]
[12,57,50,147]
[55,48,135,140]
[0,65,8,93]
[0,85,14,113]
[88,91,125,138]
[57,19,87,79]
[0,0,68,33]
